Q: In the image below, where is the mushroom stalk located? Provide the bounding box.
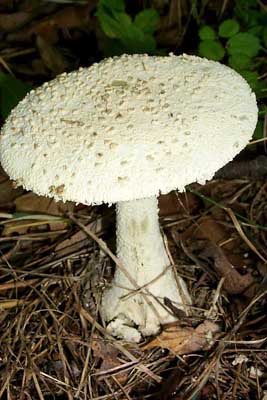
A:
[101,197,191,342]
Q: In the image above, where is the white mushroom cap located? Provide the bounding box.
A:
[0,54,258,205]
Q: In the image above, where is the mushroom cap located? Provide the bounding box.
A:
[0,54,258,205]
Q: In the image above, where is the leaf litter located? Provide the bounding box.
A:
[0,162,266,399]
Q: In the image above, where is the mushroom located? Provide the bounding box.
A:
[0,54,258,342]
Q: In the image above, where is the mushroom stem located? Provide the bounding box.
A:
[101,196,191,342]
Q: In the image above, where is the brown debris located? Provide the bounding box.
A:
[0,170,266,399]
[0,11,32,33]
[204,243,257,297]
[6,5,93,44]
[215,155,267,180]
[143,321,220,354]
[12,192,72,232]
[55,227,89,257]
[0,178,24,206]
[91,335,129,385]
[36,35,69,74]
[180,215,237,250]
[159,190,200,217]
[15,192,73,216]
[0,169,24,205]
[55,217,103,256]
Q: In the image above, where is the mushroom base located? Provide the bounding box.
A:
[101,197,191,342]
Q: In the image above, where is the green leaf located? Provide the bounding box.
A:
[248,25,263,37]
[100,38,126,56]
[96,10,132,39]
[120,25,156,54]
[260,12,267,26]
[253,118,263,139]
[96,0,129,39]
[98,0,125,13]
[100,26,157,55]
[228,54,254,71]
[239,70,259,90]
[138,34,157,53]
[96,1,158,54]
[0,73,31,119]
[198,25,216,40]
[134,9,160,34]
[227,32,261,57]
[234,0,261,27]
[198,40,225,61]
[218,19,239,38]
[263,26,267,48]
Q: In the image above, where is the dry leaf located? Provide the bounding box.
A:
[13,59,48,78]
[0,11,31,32]
[205,243,256,296]
[159,191,199,217]
[143,321,220,354]
[0,177,24,205]
[55,218,102,256]
[2,220,37,236]
[15,192,74,230]
[92,336,128,385]
[0,299,29,309]
[0,2,57,33]
[55,231,89,257]
[15,192,73,215]
[36,35,69,74]
[181,216,237,251]
[7,4,93,44]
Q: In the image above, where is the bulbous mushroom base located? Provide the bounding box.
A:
[101,197,191,342]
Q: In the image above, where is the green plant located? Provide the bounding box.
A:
[96,0,160,55]
[234,0,267,29]
[198,1,267,140]
[0,72,32,120]
[198,19,265,92]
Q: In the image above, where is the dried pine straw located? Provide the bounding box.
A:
[0,179,267,399]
